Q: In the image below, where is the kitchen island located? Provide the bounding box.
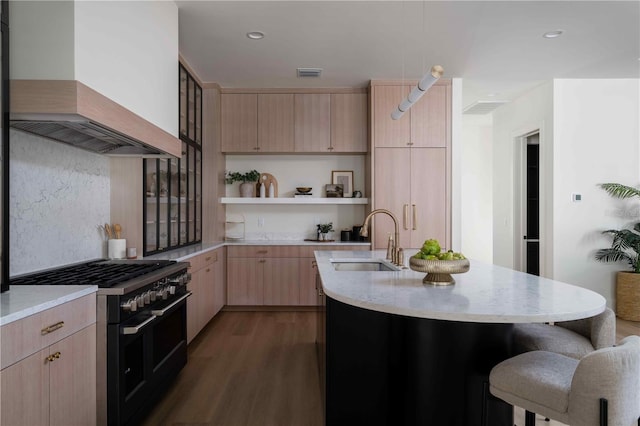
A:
[315,250,606,426]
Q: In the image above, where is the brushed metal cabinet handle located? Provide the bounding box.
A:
[412,204,417,230]
[403,204,409,230]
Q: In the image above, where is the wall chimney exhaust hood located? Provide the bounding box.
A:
[10,80,182,158]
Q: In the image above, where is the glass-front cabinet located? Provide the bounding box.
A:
[143,64,202,255]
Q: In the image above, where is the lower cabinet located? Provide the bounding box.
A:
[227,244,368,307]
[0,296,96,426]
[187,247,226,343]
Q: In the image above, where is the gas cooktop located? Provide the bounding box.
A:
[10,259,177,288]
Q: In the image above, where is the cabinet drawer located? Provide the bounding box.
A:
[1,294,96,370]
[227,245,300,258]
[188,249,220,272]
[299,245,370,258]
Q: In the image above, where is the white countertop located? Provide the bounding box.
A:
[0,285,98,326]
[315,250,606,323]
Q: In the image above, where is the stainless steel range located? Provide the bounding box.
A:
[11,259,191,426]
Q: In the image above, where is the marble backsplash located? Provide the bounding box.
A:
[9,129,110,276]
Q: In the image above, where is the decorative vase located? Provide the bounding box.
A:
[239,182,255,198]
[616,271,640,321]
[320,233,327,241]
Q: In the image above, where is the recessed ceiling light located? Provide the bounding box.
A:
[543,30,563,39]
[246,31,265,40]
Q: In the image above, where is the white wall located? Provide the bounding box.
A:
[75,1,179,136]
[552,79,640,305]
[9,1,75,79]
[460,114,493,263]
[10,131,111,275]
[492,82,554,274]
[225,155,366,240]
[10,1,179,136]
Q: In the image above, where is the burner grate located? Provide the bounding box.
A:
[10,260,176,288]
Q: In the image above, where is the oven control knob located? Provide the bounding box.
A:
[136,296,144,308]
[162,289,169,300]
[143,291,151,305]
[121,299,136,312]
[150,291,157,302]
[169,286,176,295]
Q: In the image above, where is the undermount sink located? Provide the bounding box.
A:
[331,259,400,272]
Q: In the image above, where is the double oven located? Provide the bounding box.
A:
[11,259,191,426]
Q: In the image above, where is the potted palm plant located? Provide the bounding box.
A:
[595,183,640,320]
[225,170,260,197]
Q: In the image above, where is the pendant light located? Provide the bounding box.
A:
[391,65,444,120]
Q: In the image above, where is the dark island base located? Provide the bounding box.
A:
[325,297,514,426]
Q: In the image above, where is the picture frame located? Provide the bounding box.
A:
[331,170,354,198]
[325,184,344,198]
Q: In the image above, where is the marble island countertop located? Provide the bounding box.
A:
[315,250,606,323]
[0,285,97,326]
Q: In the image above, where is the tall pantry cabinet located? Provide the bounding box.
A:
[369,80,451,250]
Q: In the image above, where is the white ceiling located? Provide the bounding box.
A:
[176,1,640,109]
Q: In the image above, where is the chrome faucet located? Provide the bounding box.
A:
[360,209,402,266]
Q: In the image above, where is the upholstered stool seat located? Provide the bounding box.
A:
[490,336,640,426]
[513,308,615,359]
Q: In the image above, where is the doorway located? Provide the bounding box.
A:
[520,132,540,275]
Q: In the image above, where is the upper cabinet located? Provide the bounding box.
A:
[294,94,331,152]
[331,93,368,153]
[373,82,448,148]
[259,94,295,152]
[221,94,258,152]
[221,90,367,154]
[9,1,181,157]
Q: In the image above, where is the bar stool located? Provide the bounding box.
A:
[513,308,616,359]
[489,335,640,426]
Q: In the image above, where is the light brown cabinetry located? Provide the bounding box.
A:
[0,295,97,426]
[187,247,226,343]
[221,93,258,152]
[294,94,331,152]
[374,148,448,249]
[227,245,368,307]
[221,90,368,154]
[331,93,368,153]
[259,94,295,152]
[373,83,448,148]
[370,81,451,250]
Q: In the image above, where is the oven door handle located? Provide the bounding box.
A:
[121,315,156,335]
[151,292,192,316]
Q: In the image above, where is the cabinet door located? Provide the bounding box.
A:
[199,263,215,327]
[49,324,96,426]
[298,258,319,306]
[0,349,49,426]
[410,84,448,148]
[373,148,412,249]
[258,94,294,152]
[221,94,257,152]
[372,85,410,148]
[213,248,226,316]
[187,269,202,343]
[263,258,300,305]
[410,148,449,250]
[294,94,331,152]
[331,93,368,153]
[227,258,263,305]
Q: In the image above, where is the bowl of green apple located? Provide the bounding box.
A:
[410,239,469,286]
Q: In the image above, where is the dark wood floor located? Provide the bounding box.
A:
[142,311,639,426]
[141,311,322,426]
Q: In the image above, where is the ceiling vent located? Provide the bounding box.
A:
[297,68,323,78]
[463,100,509,115]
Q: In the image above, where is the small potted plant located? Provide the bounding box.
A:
[594,183,640,320]
[225,170,260,197]
[317,222,334,241]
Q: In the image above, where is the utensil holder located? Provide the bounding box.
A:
[108,239,127,259]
